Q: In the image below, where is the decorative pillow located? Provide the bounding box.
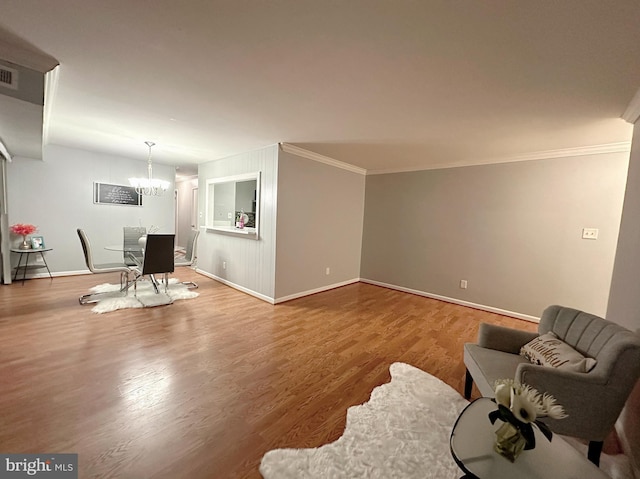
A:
[520,332,597,373]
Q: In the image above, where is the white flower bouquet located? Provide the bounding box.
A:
[489,379,567,451]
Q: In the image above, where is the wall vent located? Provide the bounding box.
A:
[0,65,18,90]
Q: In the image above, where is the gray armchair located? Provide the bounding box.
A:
[464,305,640,466]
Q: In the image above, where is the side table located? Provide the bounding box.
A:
[11,248,53,285]
[449,397,609,478]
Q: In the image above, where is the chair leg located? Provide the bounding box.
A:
[79,293,95,305]
[588,440,603,467]
[464,369,473,400]
[119,271,132,294]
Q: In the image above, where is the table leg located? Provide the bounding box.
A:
[39,251,53,280]
[22,252,30,284]
[13,252,25,283]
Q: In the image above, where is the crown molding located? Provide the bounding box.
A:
[279,143,367,175]
[622,86,640,124]
[42,65,60,149]
[489,142,632,162]
[0,39,59,73]
[367,142,632,175]
[0,138,12,162]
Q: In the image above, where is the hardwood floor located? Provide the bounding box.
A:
[0,269,537,478]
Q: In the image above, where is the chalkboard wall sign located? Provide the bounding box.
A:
[93,182,142,206]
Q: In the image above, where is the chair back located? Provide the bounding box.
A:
[141,234,175,275]
[123,226,146,266]
[182,229,200,265]
[77,228,96,271]
[532,305,640,440]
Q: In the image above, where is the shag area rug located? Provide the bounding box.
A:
[259,362,469,479]
[259,363,632,479]
[88,278,199,313]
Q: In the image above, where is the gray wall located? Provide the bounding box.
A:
[607,122,640,476]
[6,144,175,274]
[197,144,278,300]
[274,151,365,300]
[361,152,629,318]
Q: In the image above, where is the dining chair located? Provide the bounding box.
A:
[77,228,133,304]
[123,226,146,266]
[133,234,175,295]
[175,229,199,288]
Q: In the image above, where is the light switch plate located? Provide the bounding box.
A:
[582,228,599,240]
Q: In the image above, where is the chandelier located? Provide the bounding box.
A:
[128,141,170,196]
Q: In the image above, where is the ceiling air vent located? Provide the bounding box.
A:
[0,65,18,90]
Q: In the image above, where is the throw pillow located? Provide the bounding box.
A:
[520,332,597,373]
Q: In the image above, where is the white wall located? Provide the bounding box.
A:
[6,144,175,275]
[361,152,629,318]
[607,125,640,331]
[197,144,278,300]
[607,122,640,476]
[274,151,365,300]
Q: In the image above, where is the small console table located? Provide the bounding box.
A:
[450,397,608,478]
[11,248,53,285]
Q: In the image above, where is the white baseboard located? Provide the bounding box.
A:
[18,269,538,323]
[195,269,275,303]
[194,270,360,305]
[360,278,540,323]
[52,269,92,277]
[274,278,360,304]
[10,269,90,281]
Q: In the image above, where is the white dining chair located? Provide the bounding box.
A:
[77,228,133,304]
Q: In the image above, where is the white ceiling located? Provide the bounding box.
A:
[1,1,639,173]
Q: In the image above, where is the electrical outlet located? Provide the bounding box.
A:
[227,212,232,219]
[582,228,599,240]
[460,279,468,289]
[325,267,330,275]
[223,261,227,270]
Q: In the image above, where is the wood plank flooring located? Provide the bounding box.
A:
[0,269,536,478]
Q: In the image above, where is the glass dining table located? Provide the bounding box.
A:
[104,244,142,267]
[104,244,165,295]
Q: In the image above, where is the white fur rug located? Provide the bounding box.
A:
[259,363,469,479]
[259,363,633,479]
[88,278,198,313]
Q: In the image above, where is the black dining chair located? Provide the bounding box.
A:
[133,234,175,295]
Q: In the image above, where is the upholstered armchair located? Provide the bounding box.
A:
[463,305,640,466]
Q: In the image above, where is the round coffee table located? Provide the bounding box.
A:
[449,398,609,479]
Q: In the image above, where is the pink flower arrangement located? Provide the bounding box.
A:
[10,223,37,236]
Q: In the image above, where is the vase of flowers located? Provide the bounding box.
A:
[10,223,37,250]
[489,379,566,462]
